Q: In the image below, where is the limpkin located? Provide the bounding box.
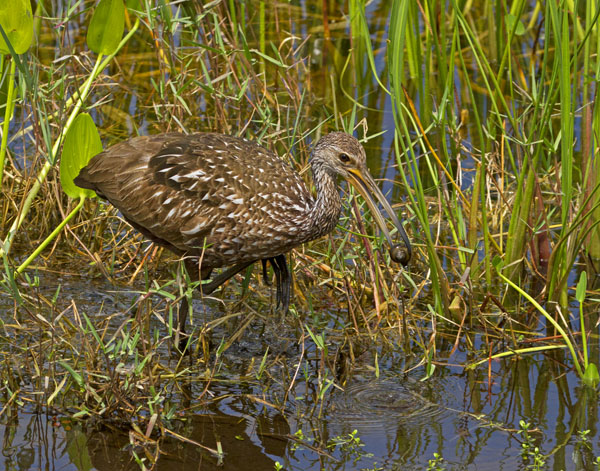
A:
[74,132,411,343]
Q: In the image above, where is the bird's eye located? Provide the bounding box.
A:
[339,153,350,163]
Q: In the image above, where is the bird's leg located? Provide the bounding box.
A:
[262,257,283,307]
[272,254,291,313]
[175,258,201,353]
[198,260,256,295]
[271,257,283,308]
[261,259,272,286]
[262,255,287,309]
[176,295,191,353]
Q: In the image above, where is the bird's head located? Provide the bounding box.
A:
[313,131,369,178]
[312,132,412,265]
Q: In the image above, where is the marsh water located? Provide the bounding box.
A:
[8,275,595,471]
[2,1,600,470]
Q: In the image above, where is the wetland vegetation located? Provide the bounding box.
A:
[0,0,600,470]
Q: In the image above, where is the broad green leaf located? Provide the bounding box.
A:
[0,0,33,54]
[86,0,125,55]
[583,363,599,388]
[60,113,102,199]
[575,271,587,303]
[505,14,525,36]
[0,59,9,106]
[492,255,504,270]
[126,0,143,12]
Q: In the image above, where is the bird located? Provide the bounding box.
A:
[74,131,412,345]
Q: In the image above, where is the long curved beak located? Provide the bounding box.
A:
[346,168,412,265]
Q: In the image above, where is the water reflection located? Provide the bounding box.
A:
[1,352,598,470]
[1,407,290,471]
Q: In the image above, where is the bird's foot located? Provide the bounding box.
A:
[268,254,291,314]
[176,333,192,355]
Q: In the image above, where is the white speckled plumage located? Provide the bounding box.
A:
[75,133,348,273]
[73,130,413,349]
[75,131,411,320]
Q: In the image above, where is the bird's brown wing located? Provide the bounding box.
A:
[75,133,314,268]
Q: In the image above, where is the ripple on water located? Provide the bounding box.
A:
[328,375,462,431]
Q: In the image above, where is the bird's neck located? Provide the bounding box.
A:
[306,160,342,240]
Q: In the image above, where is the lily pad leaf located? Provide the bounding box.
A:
[60,113,102,199]
[87,0,125,55]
